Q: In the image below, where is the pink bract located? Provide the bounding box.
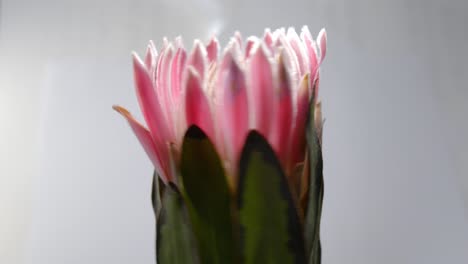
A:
[114,26,327,183]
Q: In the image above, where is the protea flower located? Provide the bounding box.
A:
[114,26,326,264]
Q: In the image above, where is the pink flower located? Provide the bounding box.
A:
[114,26,327,184]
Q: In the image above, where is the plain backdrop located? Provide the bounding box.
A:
[1,0,467,263]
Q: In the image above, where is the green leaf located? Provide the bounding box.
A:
[237,131,306,264]
[157,185,199,264]
[304,85,325,264]
[179,125,236,264]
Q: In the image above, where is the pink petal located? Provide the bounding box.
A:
[113,105,170,183]
[287,27,308,77]
[218,52,249,166]
[144,41,158,83]
[170,47,187,104]
[272,28,286,47]
[317,28,327,64]
[187,40,208,77]
[184,68,215,142]
[161,37,169,50]
[223,38,242,63]
[289,74,310,167]
[270,52,293,169]
[155,45,175,137]
[132,53,172,178]
[169,47,188,144]
[248,43,275,138]
[206,36,219,63]
[174,36,184,48]
[234,31,243,48]
[300,26,319,81]
[263,28,274,49]
[245,37,259,59]
[144,45,153,70]
[277,35,301,87]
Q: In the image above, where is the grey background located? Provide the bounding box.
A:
[0,0,467,263]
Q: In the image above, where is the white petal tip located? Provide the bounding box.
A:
[132,52,145,65]
[317,28,327,61]
[287,27,298,36]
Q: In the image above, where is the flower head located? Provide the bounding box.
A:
[114,26,327,184]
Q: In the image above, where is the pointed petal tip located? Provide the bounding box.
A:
[192,39,205,50]
[249,39,271,60]
[112,104,128,116]
[145,44,152,52]
[318,28,327,44]
[223,37,241,57]
[287,27,298,36]
[234,31,242,39]
[207,36,219,50]
[131,51,140,60]
[174,36,184,48]
[208,35,219,43]
[206,36,219,62]
[319,28,327,36]
[188,40,208,74]
[273,27,286,38]
[112,105,144,125]
[132,51,146,68]
[112,105,148,130]
[318,28,327,60]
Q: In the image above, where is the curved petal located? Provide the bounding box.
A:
[317,28,327,64]
[132,53,172,180]
[272,27,286,44]
[219,52,249,166]
[170,47,187,104]
[234,31,243,48]
[184,68,215,143]
[247,43,275,138]
[113,105,169,183]
[277,33,301,85]
[300,26,319,81]
[187,40,208,78]
[287,27,308,77]
[144,41,158,84]
[263,28,274,49]
[144,45,153,70]
[270,52,294,170]
[222,38,242,65]
[170,46,187,144]
[155,45,175,133]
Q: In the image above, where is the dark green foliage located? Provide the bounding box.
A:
[179,125,237,264]
[157,185,199,264]
[237,131,307,264]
